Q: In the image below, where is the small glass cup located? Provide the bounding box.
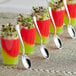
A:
[35,19,50,44]
[1,36,20,65]
[50,8,65,34]
[19,27,35,54]
[18,14,36,54]
[64,0,76,26]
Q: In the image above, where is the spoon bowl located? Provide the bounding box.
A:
[54,35,62,49]
[15,25,31,69]
[40,45,49,58]
[68,25,76,39]
[22,55,31,69]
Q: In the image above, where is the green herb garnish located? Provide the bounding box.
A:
[1,23,18,39]
[49,0,64,11]
[32,6,49,20]
[17,14,34,29]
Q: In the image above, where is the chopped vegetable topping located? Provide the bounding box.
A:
[49,0,64,11]
[1,23,18,39]
[67,0,76,4]
[32,6,49,20]
[17,14,34,29]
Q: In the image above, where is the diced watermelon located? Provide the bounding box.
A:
[1,37,20,57]
[20,28,35,45]
[37,19,50,37]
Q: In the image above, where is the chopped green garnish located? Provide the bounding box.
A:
[32,6,49,20]
[49,0,64,11]
[67,0,76,3]
[17,14,34,29]
[1,23,18,39]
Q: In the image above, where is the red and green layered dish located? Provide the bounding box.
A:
[49,0,65,34]
[32,7,50,44]
[1,24,20,65]
[64,0,76,26]
[18,14,35,54]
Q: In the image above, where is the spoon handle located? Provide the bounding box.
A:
[15,25,25,55]
[33,16,42,45]
[63,0,70,24]
[48,7,56,35]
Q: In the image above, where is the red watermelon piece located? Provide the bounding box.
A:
[20,28,35,45]
[52,9,65,27]
[67,3,76,18]
[1,37,20,57]
[37,19,50,37]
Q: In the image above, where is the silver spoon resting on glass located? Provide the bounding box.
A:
[48,7,62,49]
[33,16,49,59]
[15,25,31,69]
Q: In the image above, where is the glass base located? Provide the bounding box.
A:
[35,31,49,44]
[19,40,34,55]
[50,23,63,34]
[64,14,76,26]
[2,49,19,65]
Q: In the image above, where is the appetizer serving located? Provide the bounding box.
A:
[49,0,65,34]
[18,14,35,54]
[64,0,76,26]
[32,6,50,44]
[1,23,20,65]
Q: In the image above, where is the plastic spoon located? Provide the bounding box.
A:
[15,25,31,69]
[63,0,76,39]
[33,16,49,59]
[48,7,62,49]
